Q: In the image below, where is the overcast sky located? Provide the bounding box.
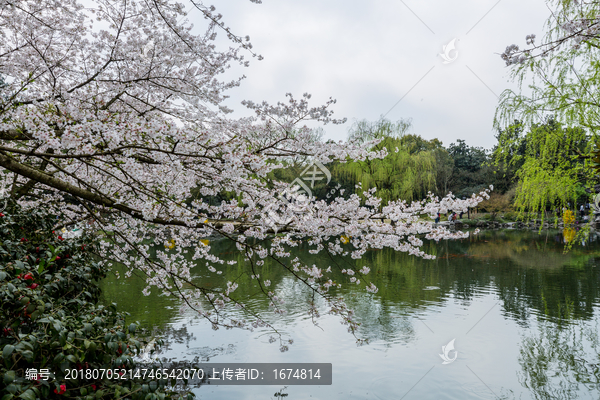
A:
[196,0,551,150]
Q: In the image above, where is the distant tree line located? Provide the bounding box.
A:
[189,116,593,219]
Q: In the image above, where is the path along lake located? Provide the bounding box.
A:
[100,229,600,399]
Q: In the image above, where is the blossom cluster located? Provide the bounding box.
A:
[0,0,492,349]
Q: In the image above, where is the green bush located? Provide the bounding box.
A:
[0,205,192,400]
[482,213,494,221]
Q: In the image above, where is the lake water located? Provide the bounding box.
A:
[100,229,600,399]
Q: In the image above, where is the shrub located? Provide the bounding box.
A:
[0,205,192,400]
[478,193,511,221]
[563,209,576,225]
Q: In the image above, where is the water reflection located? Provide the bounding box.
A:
[519,319,600,399]
[100,229,600,399]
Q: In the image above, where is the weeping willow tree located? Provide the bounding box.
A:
[347,117,413,145]
[339,118,438,204]
[495,1,600,131]
[495,0,600,204]
[493,118,591,218]
[493,0,600,218]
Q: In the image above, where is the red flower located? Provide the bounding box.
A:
[52,230,55,234]
[0,213,4,217]
[20,238,27,242]
[91,384,96,391]
[28,283,38,289]
[54,384,66,395]
[55,256,61,260]
[58,236,64,241]
[23,273,34,280]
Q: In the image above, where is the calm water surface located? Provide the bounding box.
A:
[101,229,600,399]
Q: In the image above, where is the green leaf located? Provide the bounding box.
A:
[1,393,14,400]
[37,259,45,273]
[53,353,64,363]
[2,345,15,362]
[21,350,33,362]
[19,341,33,351]
[18,390,35,400]
[3,371,15,384]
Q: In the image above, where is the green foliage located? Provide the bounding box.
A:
[493,118,591,219]
[342,136,437,204]
[491,120,527,193]
[433,148,454,195]
[247,118,509,205]
[446,139,494,199]
[399,134,443,154]
[479,192,512,221]
[0,205,190,400]
[495,1,600,133]
[347,117,412,145]
[495,1,600,180]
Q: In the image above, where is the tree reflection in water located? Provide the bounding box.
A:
[100,229,600,399]
[519,319,600,400]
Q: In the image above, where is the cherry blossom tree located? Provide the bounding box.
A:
[0,0,488,349]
